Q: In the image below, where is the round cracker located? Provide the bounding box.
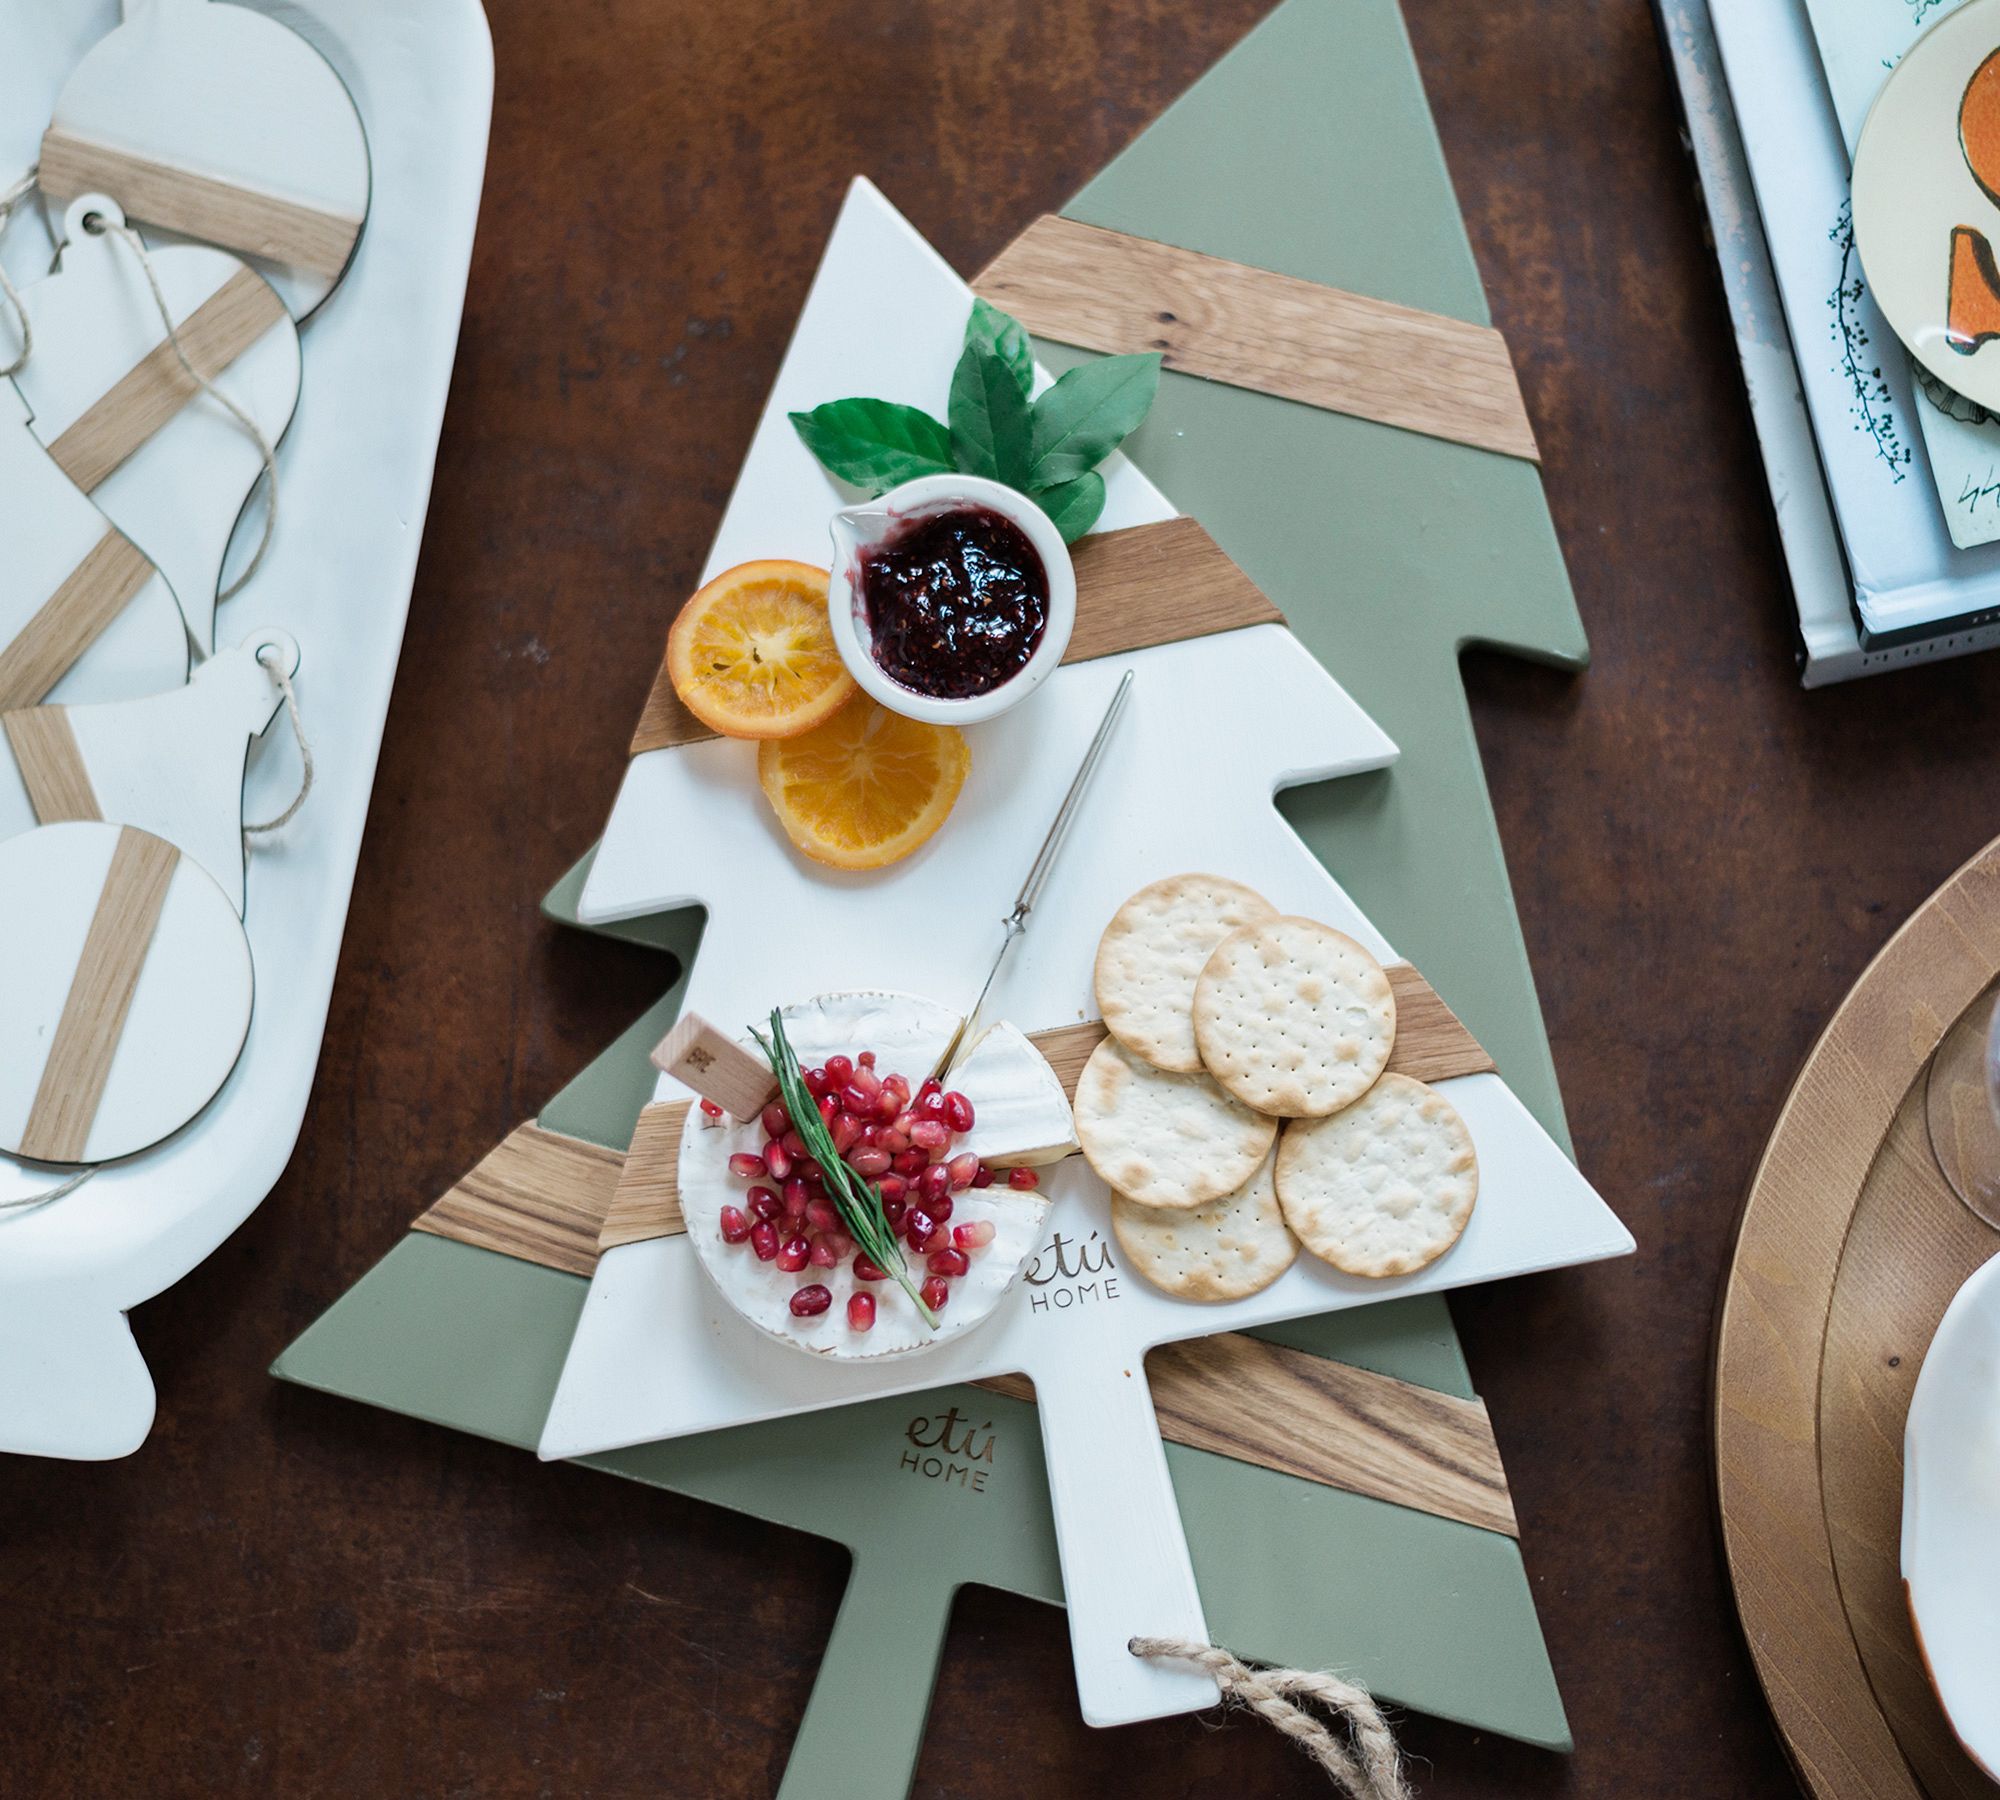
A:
[1274,1073,1477,1277]
[1073,1034,1276,1210]
[1094,873,1277,1072]
[1193,916,1395,1117]
[1112,1145,1296,1301]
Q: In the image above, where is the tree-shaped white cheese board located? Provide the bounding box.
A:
[541,180,1634,1727]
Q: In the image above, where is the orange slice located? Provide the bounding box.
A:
[666,560,855,739]
[758,699,972,870]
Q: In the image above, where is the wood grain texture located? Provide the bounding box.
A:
[628,516,1282,753]
[2,704,100,822]
[1716,838,2000,1800]
[37,128,362,280]
[411,1124,623,1279]
[599,1100,690,1251]
[0,528,156,708]
[47,266,289,495]
[974,214,1539,462]
[19,825,176,1162]
[984,1332,1515,1537]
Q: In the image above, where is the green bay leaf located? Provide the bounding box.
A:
[1026,352,1161,487]
[789,399,954,494]
[948,337,1035,488]
[1031,470,1106,543]
[965,298,1034,397]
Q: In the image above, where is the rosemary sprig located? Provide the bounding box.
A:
[750,1010,941,1330]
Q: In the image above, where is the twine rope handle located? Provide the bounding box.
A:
[87,212,279,601]
[244,643,313,836]
[0,167,38,378]
[1129,1636,1412,1800]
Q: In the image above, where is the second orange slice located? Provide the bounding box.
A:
[666,560,855,739]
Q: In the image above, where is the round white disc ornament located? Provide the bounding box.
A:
[1854,0,2000,412]
[0,821,253,1164]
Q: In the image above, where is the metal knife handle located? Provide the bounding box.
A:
[1012,669,1134,922]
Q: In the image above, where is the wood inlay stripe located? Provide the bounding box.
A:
[2,706,100,822]
[411,1118,1516,1534]
[591,979,1488,1250]
[47,266,289,494]
[0,529,156,709]
[38,128,362,280]
[629,516,1282,755]
[412,1124,624,1280]
[19,826,177,1163]
[974,215,1539,463]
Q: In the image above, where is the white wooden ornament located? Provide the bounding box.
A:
[0,819,253,1165]
[39,0,371,319]
[6,196,301,655]
[0,379,186,708]
[542,181,1637,1730]
[0,630,300,918]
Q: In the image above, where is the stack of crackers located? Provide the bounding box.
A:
[1076,874,1479,1301]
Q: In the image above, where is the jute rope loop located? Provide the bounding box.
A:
[0,1164,93,1217]
[244,644,314,836]
[1128,1636,1412,1799]
[0,167,39,378]
[84,212,279,601]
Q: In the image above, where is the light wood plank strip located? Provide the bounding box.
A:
[38,128,362,280]
[48,266,289,494]
[629,516,1281,754]
[413,1124,624,1279]
[20,826,177,1162]
[1384,963,1494,1082]
[974,214,1539,463]
[599,1101,691,1250]
[0,528,156,709]
[2,706,100,822]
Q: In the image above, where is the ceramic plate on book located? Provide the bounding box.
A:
[1903,1250,2000,1780]
[0,0,490,1461]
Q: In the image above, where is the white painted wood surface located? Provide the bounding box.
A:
[42,0,371,317]
[0,0,491,1461]
[6,196,301,655]
[0,632,300,915]
[549,181,1635,1728]
[0,820,253,1163]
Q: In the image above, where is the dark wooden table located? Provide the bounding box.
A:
[13,1,2000,1793]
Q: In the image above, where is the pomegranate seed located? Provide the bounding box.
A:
[971,1163,996,1188]
[783,1178,810,1220]
[763,1138,793,1181]
[824,1054,854,1088]
[789,1283,833,1317]
[804,1067,830,1099]
[850,1147,891,1177]
[839,1082,873,1117]
[815,1097,837,1130]
[917,1077,943,1104]
[929,1195,954,1223]
[719,1205,750,1243]
[746,1186,781,1221]
[858,1121,882,1147]
[911,1119,949,1153]
[699,1097,724,1119]
[874,1088,902,1122]
[727,1152,764,1180]
[892,1148,928,1178]
[942,1091,975,1133]
[916,1091,948,1125]
[946,1152,979,1192]
[876,1174,908,1203]
[806,1197,840,1233]
[795,1157,823,1185]
[893,1108,920,1136]
[920,1276,950,1312]
[847,1291,876,1331]
[919,1163,952,1206]
[831,1112,863,1155]
[954,1220,996,1250]
[788,1126,812,1156]
[905,1208,940,1252]
[854,1253,888,1281]
[883,1073,911,1106]
[821,1229,855,1259]
[858,1050,877,1070]
[882,1195,908,1228]
[852,1065,884,1102]
[776,1235,810,1273]
[928,1247,969,1277]
[878,1128,910,1155]
[760,1101,789,1140]
[751,1220,780,1260]
[809,1238,838,1269]
[1008,1167,1040,1190]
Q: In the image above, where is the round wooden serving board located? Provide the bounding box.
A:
[1717,838,2000,1800]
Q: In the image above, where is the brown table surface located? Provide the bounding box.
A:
[12,1,2000,1794]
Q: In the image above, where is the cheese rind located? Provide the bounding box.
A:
[951,1022,1078,1167]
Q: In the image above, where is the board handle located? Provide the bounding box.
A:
[775,1556,953,1800]
[1030,1352,1219,1726]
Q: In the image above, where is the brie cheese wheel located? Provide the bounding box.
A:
[951,1022,1079,1167]
[682,991,1052,1361]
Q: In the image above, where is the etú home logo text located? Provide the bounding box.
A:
[899,1406,997,1492]
[1022,1228,1120,1312]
